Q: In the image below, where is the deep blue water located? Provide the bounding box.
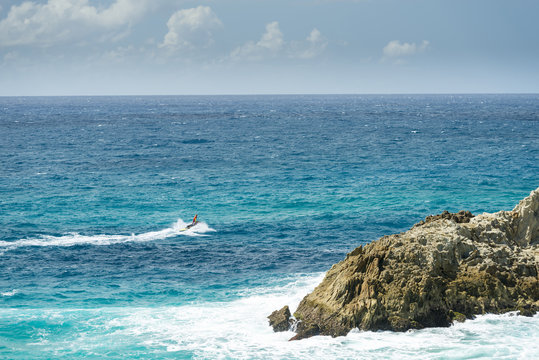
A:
[0,95,538,359]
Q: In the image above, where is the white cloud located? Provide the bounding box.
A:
[289,28,328,59]
[0,0,148,47]
[231,22,326,61]
[230,21,283,60]
[383,40,429,58]
[160,6,222,50]
[256,21,284,52]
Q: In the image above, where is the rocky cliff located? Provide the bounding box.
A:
[269,188,539,340]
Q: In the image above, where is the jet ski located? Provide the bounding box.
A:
[180,214,198,231]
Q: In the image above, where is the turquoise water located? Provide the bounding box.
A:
[0,95,538,359]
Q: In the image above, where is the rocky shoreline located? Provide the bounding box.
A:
[269,188,539,340]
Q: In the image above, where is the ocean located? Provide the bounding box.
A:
[0,94,538,359]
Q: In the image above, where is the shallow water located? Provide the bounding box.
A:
[0,95,538,358]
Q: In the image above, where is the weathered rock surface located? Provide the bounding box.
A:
[272,187,539,340]
[414,210,474,227]
[268,306,293,332]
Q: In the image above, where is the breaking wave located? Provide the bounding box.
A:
[1,290,19,297]
[2,273,537,359]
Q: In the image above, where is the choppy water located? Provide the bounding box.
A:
[0,95,538,359]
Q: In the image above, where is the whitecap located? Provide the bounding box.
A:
[1,289,19,297]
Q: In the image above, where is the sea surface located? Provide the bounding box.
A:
[0,94,538,359]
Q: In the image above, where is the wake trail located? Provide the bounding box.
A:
[0,219,216,251]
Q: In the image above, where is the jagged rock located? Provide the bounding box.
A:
[268,305,292,332]
[289,322,320,341]
[273,187,539,340]
[414,210,474,227]
[449,310,467,322]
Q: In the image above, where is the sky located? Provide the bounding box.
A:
[0,0,538,95]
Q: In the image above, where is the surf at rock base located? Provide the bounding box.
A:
[271,187,539,340]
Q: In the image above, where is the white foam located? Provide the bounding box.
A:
[0,219,215,251]
[103,277,539,360]
[99,272,326,357]
[1,273,538,359]
[1,289,19,297]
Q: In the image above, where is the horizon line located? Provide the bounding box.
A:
[1,92,538,98]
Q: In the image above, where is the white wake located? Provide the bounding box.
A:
[0,219,215,251]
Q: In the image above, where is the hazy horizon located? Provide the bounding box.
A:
[2,93,539,98]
